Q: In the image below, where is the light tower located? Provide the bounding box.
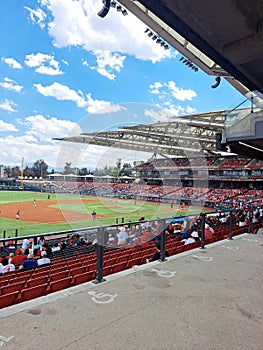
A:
[21,157,24,189]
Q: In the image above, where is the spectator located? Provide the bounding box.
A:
[18,253,38,271]
[37,250,51,266]
[11,249,27,265]
[37,235,46,246]
[204,223,215,239]
[146,242,169,263]
[41,243,52,258]
[0,257,16,274]
[117,227,128,245]
[22,238,31,251]
[185,230,199,245]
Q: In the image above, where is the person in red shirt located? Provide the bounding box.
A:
[11,249,27,265]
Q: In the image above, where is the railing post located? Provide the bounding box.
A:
[15,229,18,249]
[3,230,6,246]
[160,219,167,261]
[116,218,119,225]
[229,209,233,240]
[200,214,206,249]
[93,227,106,284]
[248,206,253,234]
[121,217,124,223]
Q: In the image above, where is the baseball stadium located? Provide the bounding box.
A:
[0,1,263,350]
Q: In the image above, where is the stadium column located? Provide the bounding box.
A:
[93,227,106,284]
[200,214,206,249]
[160,219,167,261]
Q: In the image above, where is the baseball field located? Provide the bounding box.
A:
[0,190,209,238]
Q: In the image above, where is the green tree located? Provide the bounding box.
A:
[31,159,49,178]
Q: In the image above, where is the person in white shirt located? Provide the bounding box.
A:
[117,227,128,245]
[37,250,51,266]
[0,257,16,274]
[184,230,199,245]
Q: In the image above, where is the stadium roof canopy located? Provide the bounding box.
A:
[55,110,225,158]
[56,0,263,159]
[118,0,263,96]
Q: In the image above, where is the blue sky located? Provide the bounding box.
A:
[0,0,245,170]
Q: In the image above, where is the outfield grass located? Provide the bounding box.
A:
[0,191,210,238]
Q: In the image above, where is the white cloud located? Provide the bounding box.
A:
[149,82,163,94]
[34,82,87,107]
[0,99,17,113]
[34,82,111,113]
[86,93,111,113]
[35,0,172,80]
[167,81,197,101]
[0,77,23,92]
[90,51,126,80]
[25,6,47,29]
[144,108,173,123]
[2,57,22,69]
[24,52,63,75]
[20,114,81,142]
[0,120,18,132]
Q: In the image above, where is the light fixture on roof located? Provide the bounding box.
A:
[144,28,169,50]
[110,1,116,7]
[179,56,199,72]
[122,9,128,15]
[116,4,122,11]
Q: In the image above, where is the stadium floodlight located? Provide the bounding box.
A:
[148,32,153,37]
[144,28,149,33]
[164,44,169,50]
[116,5,122,11]
[152,35,158,40]
[122,9,128,16]
[110,1,116,7]
[98,0,111,18]
[156,38,162,44]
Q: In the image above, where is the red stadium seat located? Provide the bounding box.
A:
[111,262,128,274]
[69,266,87,277]
[20,283,48,302]
[72,271,95,286]
[0,291,19,309]
[49,270,69,282]
[1,281,25,295]
[26,276,49,288]
[48,277,72,293]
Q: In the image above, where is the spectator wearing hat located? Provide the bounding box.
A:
[184,230,200,245]
[37,250,51,266]
[11,249,27,265]
[18,253,38,271]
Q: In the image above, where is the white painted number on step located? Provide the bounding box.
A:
[152,269,176,278]
[88,291,117,304]
[0,336,14,348]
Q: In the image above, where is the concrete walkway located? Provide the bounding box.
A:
[0,233,262,350]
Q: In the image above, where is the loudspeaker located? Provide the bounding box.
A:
[98,0,111,18]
